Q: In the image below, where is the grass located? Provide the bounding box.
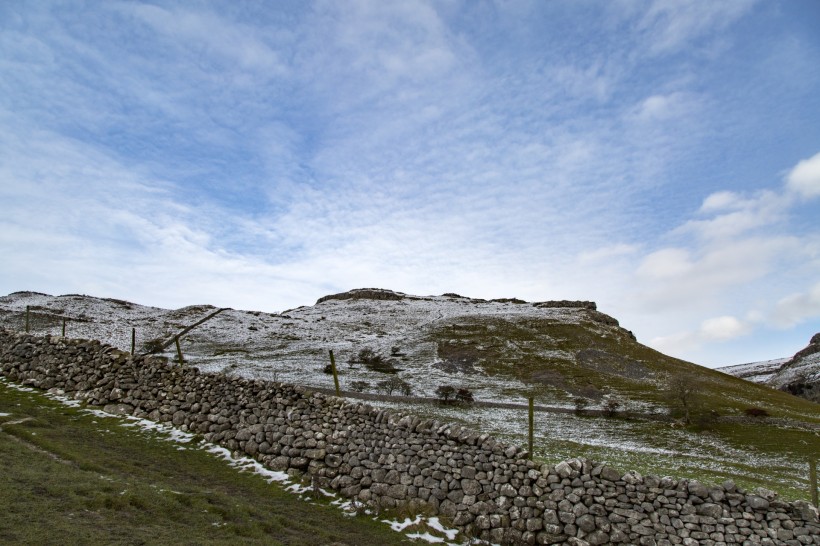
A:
[0,380,413,546]
[426,315,820,422]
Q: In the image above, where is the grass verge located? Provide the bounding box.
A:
[0,380,412,546]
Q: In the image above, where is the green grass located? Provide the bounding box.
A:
[0,380,413,546]
[427,315,820,422]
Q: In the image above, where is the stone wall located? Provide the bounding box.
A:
[0,328,817,546]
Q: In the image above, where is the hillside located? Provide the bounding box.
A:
[2,288,819,501]
[718,334,820,403]
[2,287,818,431]
[1,289,817,418]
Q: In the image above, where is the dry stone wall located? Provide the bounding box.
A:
[0,328,817,546]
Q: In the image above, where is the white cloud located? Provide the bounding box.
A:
[578,244,639,264]
[699,191,744,213]
[633,92,694,122]
[650,314,751,355]
[122,3,287,75]
[786,151,820,199]
[637,248,693,279]
[680,190,787,240]
[637,0,758,56]
[770,282,820,328]
[700,315,751,340]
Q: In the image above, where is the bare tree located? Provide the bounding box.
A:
[378,376,412,396]
[435,385,456,403]
[667,374,700,425]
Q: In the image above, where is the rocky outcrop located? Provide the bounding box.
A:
[534,301,597,311]
[773,333,820,403]
[317,288,406,304]
[1,328,817,545]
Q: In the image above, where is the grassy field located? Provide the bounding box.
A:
[0,379,414,546]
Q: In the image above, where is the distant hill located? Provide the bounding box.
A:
[718,334,820,403]
[2,288,816,419]
[716,358,789,384]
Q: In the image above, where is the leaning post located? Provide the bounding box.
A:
[131,328,136,356]
[811,458,818,508]
[174,335,184,365]
[61,318,66,337]
[25,305,30,333]
[329,350,340,396]
[528,397,534,460]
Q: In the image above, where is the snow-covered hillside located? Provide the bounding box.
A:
[717,333,820,403]
[3,288,818,500]
[1,289,613,403]
[716,358,788,384]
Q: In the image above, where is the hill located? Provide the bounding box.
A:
[2,288,815,419]
[2,288,818,500]
[718,334,820,403]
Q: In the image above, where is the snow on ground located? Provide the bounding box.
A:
[0,291,218,353]
[771,351,820,387]
[5,379,469,545]
[2,291,814,500]
[716,358,788,384]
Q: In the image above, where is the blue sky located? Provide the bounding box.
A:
[1,0,819,367]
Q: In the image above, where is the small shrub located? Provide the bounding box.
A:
[455,388,474,404]
[435,385,456,403]
[322,364,334,375]
[602,397,621,418]
[744,407,770,418]
[350,380,369,393]
[356,347,399,373]
[573,397,589,415]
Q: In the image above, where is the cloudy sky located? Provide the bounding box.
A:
[2,1,819,367]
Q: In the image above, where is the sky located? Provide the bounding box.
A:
[1,0,819,368]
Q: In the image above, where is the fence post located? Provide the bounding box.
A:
[62,318,66,337]
[174,335,184,365]
[329,350,340,396]
[811,458,818,508]
[528,397,534,460]
[25,305,30,333]
[131,328,136,356]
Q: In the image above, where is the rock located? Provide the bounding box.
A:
[600,466,621,482]
[685,480,708,499]
[746,495,770,511]
[555,461,574,479]
[697,503,724,519]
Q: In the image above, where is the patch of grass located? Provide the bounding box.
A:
[426,315,820,424]
[0,380,412,546]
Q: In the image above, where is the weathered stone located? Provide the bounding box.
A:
[746,496,770,511]
[698,503,724,519]
[600,466,621,482]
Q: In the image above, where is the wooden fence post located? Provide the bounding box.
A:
[61,318,66,337]
[131,328,136,356]
[329,350,340,396]
[811,458,818,508]
[528,397,534,460]
[25,305,30,333]
[174,335,184,365]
